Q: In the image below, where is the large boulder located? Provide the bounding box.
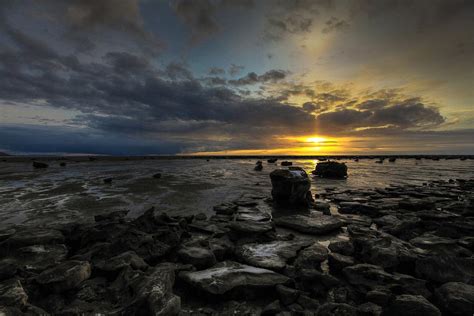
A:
[274,213,343,235]
[270,167,311,206]
[382,295,441,316]
[179,261,289,297]
[434,282,474,316]
[0,278,28,308]
[177,246,217,269]
[415,256,474,284]
[312,161,347,179]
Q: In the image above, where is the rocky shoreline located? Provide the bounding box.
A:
[0,169,473,315]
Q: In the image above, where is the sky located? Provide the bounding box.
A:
[0,0,473,155]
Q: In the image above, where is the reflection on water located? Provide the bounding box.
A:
[0,158,473,228]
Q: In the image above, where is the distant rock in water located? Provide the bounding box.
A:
[270,167,311,205]
[153,173,162,179]
[32,161,48,169]
[389,157,396,162]
[254,161,263,171]
[312,161,347,179]
[267,158,278,163]
[59,162,66,167]
[103,178,113,184]
[281,161,292,166]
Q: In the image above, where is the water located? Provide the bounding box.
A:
[1,158,473,229]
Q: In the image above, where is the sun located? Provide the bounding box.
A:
[306,136,327,144]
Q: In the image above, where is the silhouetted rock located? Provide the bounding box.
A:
[177,246,216,269]
[254,161,263,171]
[267,158,278,163]
[36,260,91,292]
[103,178,113,184]
[32,161,48,169]
[152,173,162,179]
[281,161,292,166]
[270,167,311,205]
[313,161,347,178]
[434,282,474,316]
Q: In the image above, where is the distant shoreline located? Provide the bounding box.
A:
[1,154,473,162]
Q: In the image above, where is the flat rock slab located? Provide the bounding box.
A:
[236,239,313,270]
[435,282,474,316]
[179,260,289,295]
[229,220,274,234]
[274,214,343,235]
[36,260,91,292]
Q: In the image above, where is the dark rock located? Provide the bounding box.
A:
[254,161,263,171]
[152,173,162,179]
[194,213,207,221]
[297,294,320,310]
[95,251,148,272]
[7,244,68,273]
[179,260,289,296]
[409,234,471,257]
[343,264,430,297]
[329,240,354,256]
[236,239,313,270]
[366,288,392,307]
[103,177,113,184]
[59,162,66,167]
[294,242,328,271]
[434,282,474,316]
[229,220,274,235]
[213,202,238,215]
[357,302,382,316]
[0,279,28,308]
[267,158,278,163]
[36,260,91,292]
[415,256,474,284]
[281,161,293,166]
[338,202,378,217]
[314,200,331,214]
[275,213,343,235]
[262,300,283,315]
[270,167,311,205]
[382,295,441,316]
[0,228,64,254]
[276,284,300,305]
[94,210,129,223]
[32,161,48,169]
[328,253,354,273]
[177,246,217,269]
[312,161,348,179]
[316,303,357,316]
[0,261,17,281]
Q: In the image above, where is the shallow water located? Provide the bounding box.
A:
[1,158,473,229]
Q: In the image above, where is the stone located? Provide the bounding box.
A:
[262,300,283,315]
[312,161,348,179]
[103,177,113,184]
[94,210,129,223]
[177,246,217,269]
[281,161,293,166]
[0,228,64,254]
[276,284,300,305]
[434,282,474,316]
[294,242,328,270]
[254,161,263,171]
[328,253,354,273]
[409,234,471,257]
[275,214,343,235]
[357,302,382,316]
[36,260,91,292]
[314,200,331,214]
[32,161,48,168]
[0,261,17,281]
[236,239,313,270]
[179,261,289,296]
[415,256,474,284]
[338,202,378,217]
[383,295,441,316]
[152,173,162,179]
[0,279,28,307]
[343,264,429,297]
[8,244,68,273]
[229,220,274,234]
[270,167,311,205]
[366,288,392,307]
[95,251,148,272]
[328,240,354,256]
[213,202,238,215]
[316,303,357,316]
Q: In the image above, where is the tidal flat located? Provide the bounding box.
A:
[0,157,473,315]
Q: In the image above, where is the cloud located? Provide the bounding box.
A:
[322,17,349,34]
[228,70,288,85]
[228,64,244,76]
[208,67,225,75]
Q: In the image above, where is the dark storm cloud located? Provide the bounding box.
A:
[228,64,244,76]
[316,98,445,134]
[208,67,226,75]
[228,70,288,86]
[171,0,254,44]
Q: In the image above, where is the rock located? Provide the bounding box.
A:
[328,253,354,273]
[415,256,474,284]
[229,220,274,235]
[94,210,129,223]
[0,279,28,307]
[0,261,17,281]
[59,162,66,167]
[409,234,471,257]
[8,244,68,273]
[213,202,238,215]
[179,261,289,296]
[254,161,263,171]
[316,303,357,316]
[382,295,441,316]
[236,239,313,270]
[270,167,311,205]
[434,282,474,316]
[236,208,271,222]
[294,242,328,270]
[103,177,113,184]
[276,284,300,305]
[267,158,278,163]
[357,302,382,316]
[194,213,207,221]
[95,251,148,272]
[366,288,392,307]
[328,240,354,256]
[36,260,91,292]
[152,173,162,179]
[32,161,48,169]
[338,202,378,217]
[275,213,343,235]
[281,161,293,166]
[343,264,429,297]
[262,300,283,315]
[312,161,347,179]
[314,200,331,214]
[177,246,217,269]
[0,228,64,254]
